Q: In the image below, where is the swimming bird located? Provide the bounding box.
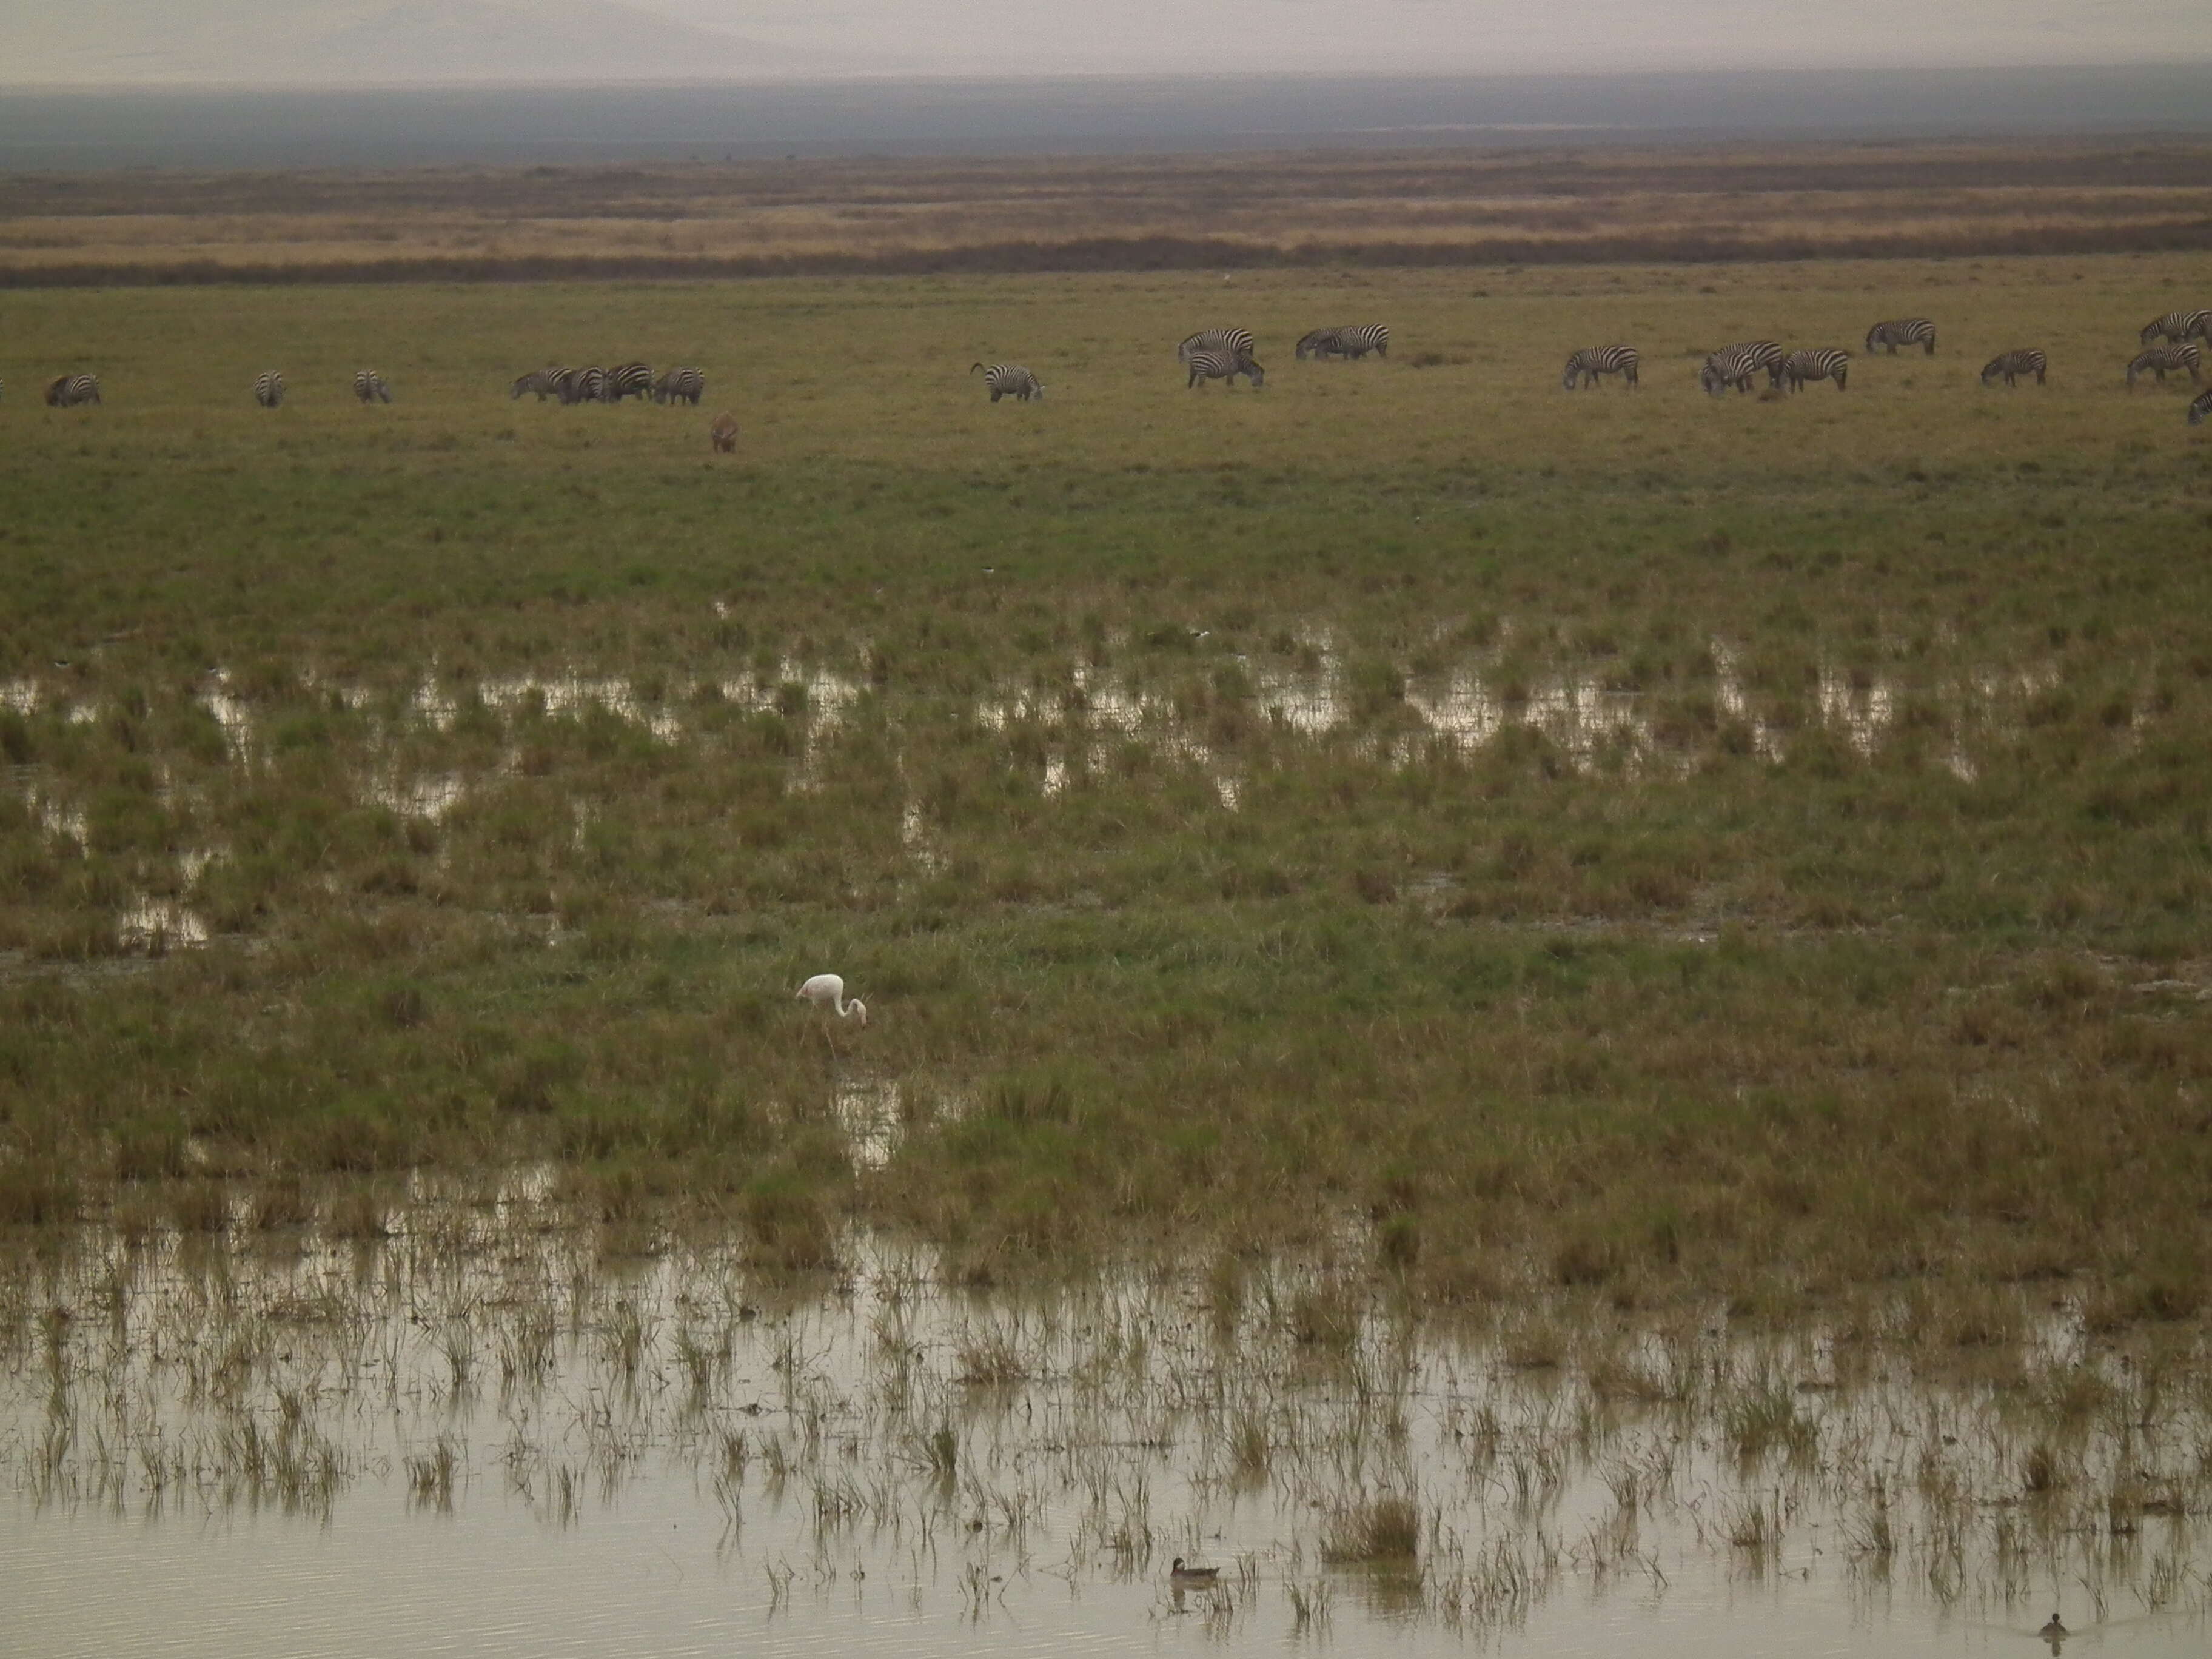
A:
[1169,1558,1219,1585]
[2041,1614,2068,1643]
[796,973,868,1027]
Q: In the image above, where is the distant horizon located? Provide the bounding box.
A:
[11,58,2212,92]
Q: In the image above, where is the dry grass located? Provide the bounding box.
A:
[2,138,2209,280]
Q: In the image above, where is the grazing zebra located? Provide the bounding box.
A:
[2190,388,2212,426]
[1186,349,1264,389]
[970,362,1045,402]
[1782,347,1851,392]
[555,366,606,405]
[1561,346,1640,389]
[1296,327,1343,360]
[2139,310,2210,346]
[44,374,100,407]
[1864,318,1937,356]
[253,370,285,409]
[2126,343,2202,388]
[1699,341,1784,396]
[1179,327,1256,366]
[602,362,653,402]
[1317,324,1389,360]
[1980,349,2048,387]
[710,412,740,452]
[354,369,392,404]
[652,366,705,406]
[511,367,565,400]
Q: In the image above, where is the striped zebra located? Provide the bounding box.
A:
[1864,318,1937,356]
[2126,343,2202,388]
[511,367,565,400]
[603,362,653,402]
[652,366,705,405]
[2139,310,2210,346]
[1980,349,2047,387]
[970,362,1045,403]
[555,366,606,405]
[1186,349,1264,389]
[2191,388,2212,426]
[1781,348,1851,393]
[1700,341,1784,397]
[1561,346,1639,389]
[1179,327,1256,366]
[710,412,740,452]
[44,374,100,407]
[354,369,391,404]
[253,370,285,409]
[1318,324,1389,360]
[1296,327,1343,360]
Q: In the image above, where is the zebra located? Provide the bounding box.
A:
[970,362,1044,402]
[1316,324,1389,360]
[1700,341,1783,396]
[652,366,705,406]
[1865,318,1937,356]
[44,374,100,407]
[1782,348,1851,392]
[253,370,285,409]
[1561,346,1639,389]
[1980,349,2048,387]
[1179,327,1255,366]
[710,412,740,452]
[1186,349,1263,389]
[2126,343,2202,388]
[354,369,391,404]
[2139,310,2210,346]
[2191,387,2212,426]
[511,367,565,400]
[1296,327,1343,360]
[555,366,606,405]
[602,362,652,403]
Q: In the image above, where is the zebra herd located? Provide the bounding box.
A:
[971,324,1387,399]
[509,364,706,406]
[247,370,389,407]
[23,301,2212,429]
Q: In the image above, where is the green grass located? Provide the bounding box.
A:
[2,256,2211,1326]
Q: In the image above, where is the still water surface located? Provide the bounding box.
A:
[4,1218,2205,1656]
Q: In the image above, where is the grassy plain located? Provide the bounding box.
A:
[3,139,2210,278]
[2,245,2212,1336]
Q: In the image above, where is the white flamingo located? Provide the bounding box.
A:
[796,973,868,1027]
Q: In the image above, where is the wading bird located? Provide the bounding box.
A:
[796,973,868,1027]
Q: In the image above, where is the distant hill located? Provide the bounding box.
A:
[8,0,886,85]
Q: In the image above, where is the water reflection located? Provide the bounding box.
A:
[3,1216,2206,1657]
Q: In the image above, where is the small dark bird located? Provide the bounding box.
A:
[1170,1558,1219,1585]
[2041,1614,2068,1641]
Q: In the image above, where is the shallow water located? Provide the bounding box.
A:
[4,1221,2206,1657]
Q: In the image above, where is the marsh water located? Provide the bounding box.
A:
[4,1201,2207,1657]
[4,67,2209,169]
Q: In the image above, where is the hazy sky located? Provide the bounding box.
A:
[634,0,2210,75]
[13,0,2211,83]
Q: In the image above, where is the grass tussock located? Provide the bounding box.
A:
[1322,1492,1423,1564]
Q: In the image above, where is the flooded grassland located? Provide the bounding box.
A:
[2,255,2211,1646]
